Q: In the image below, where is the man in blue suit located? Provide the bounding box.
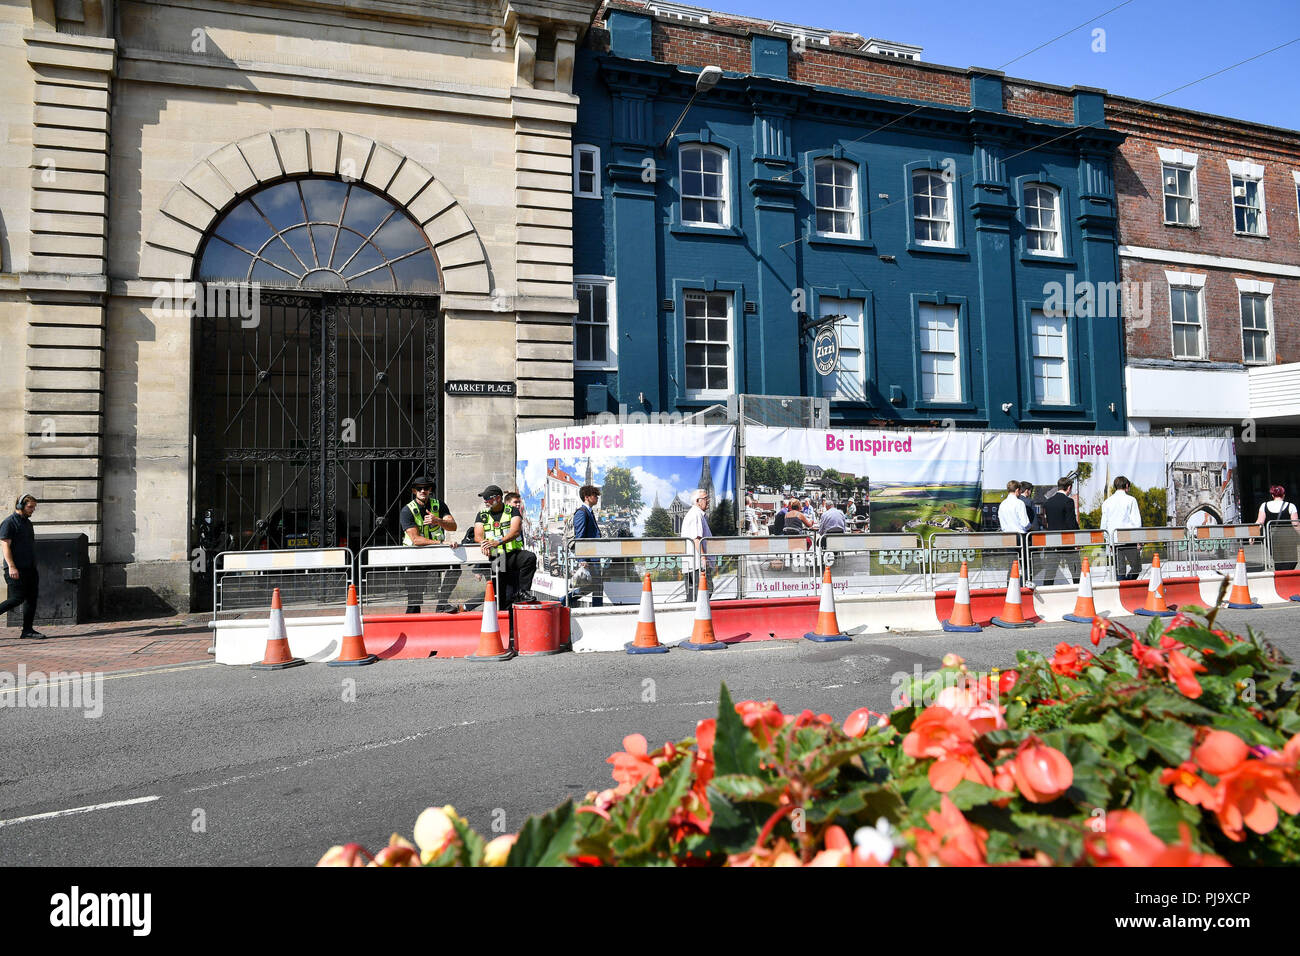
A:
[566,485,603,607]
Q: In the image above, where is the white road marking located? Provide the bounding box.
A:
[0,794,160,829]
[0,662,214,698]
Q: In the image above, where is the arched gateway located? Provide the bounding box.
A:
[157,131,488,601]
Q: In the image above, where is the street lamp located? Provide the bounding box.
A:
[660,65,723,149]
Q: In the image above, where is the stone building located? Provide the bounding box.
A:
[0,0,598,610]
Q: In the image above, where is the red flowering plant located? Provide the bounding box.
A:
[320,599,1299,867]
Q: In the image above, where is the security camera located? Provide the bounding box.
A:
[1001,402,1014,413]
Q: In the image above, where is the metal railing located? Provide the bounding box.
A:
[1265,518,1300,573]
[566,537,692,606]
[927,532,1024,591]
[1026,530,1109,586]
[212,547,352,620]
[819,532,927,595]
[702,533,816,600]
[358,545,498,614]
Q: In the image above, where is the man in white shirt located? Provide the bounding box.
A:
[1100,475,1143,580]
[997,480,1029,534]
[680,488,712,601]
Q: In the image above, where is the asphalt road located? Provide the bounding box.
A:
[2,604,1298,866]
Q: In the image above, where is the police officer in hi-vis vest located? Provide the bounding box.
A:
[399,474,460,614]
[474,484,536,609]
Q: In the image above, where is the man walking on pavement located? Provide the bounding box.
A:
[1101,476,1143,581]
[1,494,45,639]
[475,484,536,608]
[566,484,603,607]
[680,488,713,602]
[400,475,460,613]
[1040,476,1082,585]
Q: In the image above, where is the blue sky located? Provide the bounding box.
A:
[714,0,1299,130]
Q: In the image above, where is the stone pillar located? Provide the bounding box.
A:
[22,29,116,561]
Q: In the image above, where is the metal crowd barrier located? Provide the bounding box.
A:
[566,537,691,606]
[702,534,815,600]
[1266,518,1300,573]
[1107,526,1187,581]
[1026,530,1109,586]
[358,545,497,614]
[1189,523,1267,574]
[212,547,353,620]
[927,532,1023,590]
[819,533,927,594]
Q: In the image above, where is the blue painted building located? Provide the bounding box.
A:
[570,4,1127,431]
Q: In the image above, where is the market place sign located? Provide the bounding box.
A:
[445,380,516,396]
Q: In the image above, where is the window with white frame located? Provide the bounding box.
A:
[1228,160,1267,235]
[1030,310,1070,404]
[1169,283,1206,360]
[684,291,732,397]
[573,145,600,199]
[814,160,857,238]
[574,277,615,368]
[917,303,960,402]
[818,298,866,402]
[1024,184,1061,255]
[1157,148,1199,226]
[912,170,953,246]
[680,145,729,228]
[647,3,708,23]
[1238,282,1273,365]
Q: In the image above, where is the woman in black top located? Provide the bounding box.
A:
[1257,485,1300,571]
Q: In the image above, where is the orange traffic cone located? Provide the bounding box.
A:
[805,566,851,642]
[626,574,669,655]
[679,569,726,651]
[1226,549,1262,609]
[991,560,1034,628]
[943,561,982,632]
[467,580,514,661]
[251,587,305,670]
[328,584,378,666]
[1063,558,1099,623]
[1135,553,1175,616]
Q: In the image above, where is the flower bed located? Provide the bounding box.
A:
[319,605,1299,866]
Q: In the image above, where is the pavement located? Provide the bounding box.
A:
[0,613,212,675]
[0,601,1297,866]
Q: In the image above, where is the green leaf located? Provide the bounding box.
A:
[711,773,783,803]
[1123,718,1194,765]
[506,801,578,867]
[1130,778,1199,844]
[610,758,694,860]
[943,779,1006,811]
[449,813,486,867]
[713,682,762,777]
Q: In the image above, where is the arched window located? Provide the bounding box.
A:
[679,145,729,228]
[814,159,857,238]
[196,178,439,292]
[1024,184,1061,256]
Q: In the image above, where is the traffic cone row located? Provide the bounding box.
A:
[1226,549,1262,609]
[251,587,305,670]
[328,584,378,666]
[942,561,982,632]
[467,580,515,661]
[1062,558,1098,623]
[625,575,669,654]
[679,569,726,651]
[991,560,1034,628]
[1135,553,1175,617]
[805,567,851,642]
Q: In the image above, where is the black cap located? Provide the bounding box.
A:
[410,475,434,488]
[479,484,503,499]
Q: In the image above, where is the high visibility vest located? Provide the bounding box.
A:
[402,498,444,545]
[479,505,521,553]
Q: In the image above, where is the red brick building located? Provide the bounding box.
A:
[1108,97,1300,503]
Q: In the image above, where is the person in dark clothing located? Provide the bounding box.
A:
[1,494,44,639]
[1019,481,1041,531]
[398,475,460,614]
[566,484,603,607]
[1039,477,1082,585]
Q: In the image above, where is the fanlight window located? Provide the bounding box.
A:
[196,178,440,292]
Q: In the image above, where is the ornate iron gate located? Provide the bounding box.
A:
[194,291,440,606]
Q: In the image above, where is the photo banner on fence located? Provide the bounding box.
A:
[516,424,737,599]
[745,426,984,539]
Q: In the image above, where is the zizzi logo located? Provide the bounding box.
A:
[50,887,151,936]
